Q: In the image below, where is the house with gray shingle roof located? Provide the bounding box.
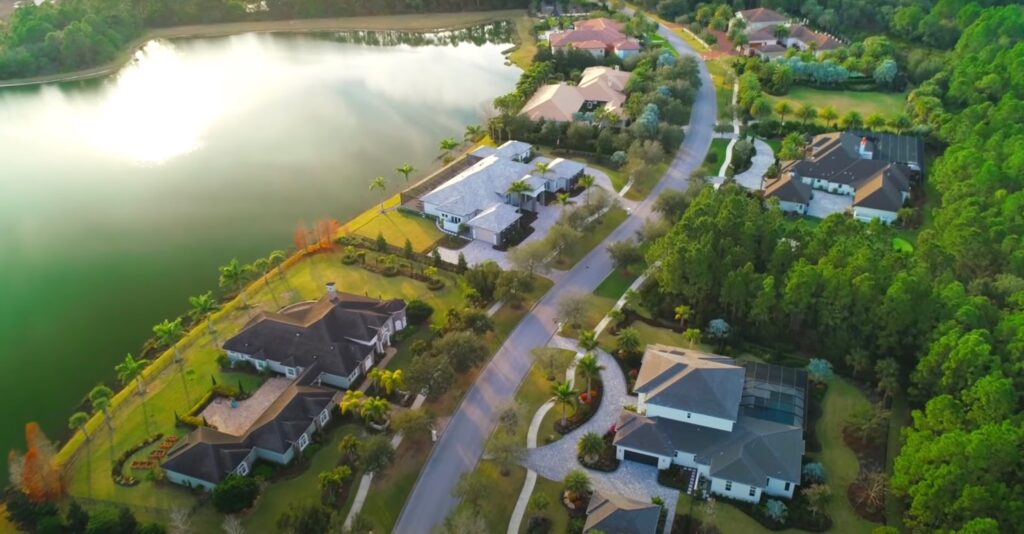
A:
[162,367,340,490]
[585,491,661,534]
[224,282,406,389]
[613,345,808,503]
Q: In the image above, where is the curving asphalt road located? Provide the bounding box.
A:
[393,14,717,533]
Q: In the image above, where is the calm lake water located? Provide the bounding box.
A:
[0,30,518,476]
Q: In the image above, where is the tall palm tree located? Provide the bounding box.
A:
[115,353,151,433]
[773,100,792,122]
[439,137,459,160]
[154,318,192,404]
[556,192,572,211]
[797,104,818,125]
[218,258,247,296]
[464,125,484,143]
[340,390,366,416]
[507,180,533,208]
[267,249,292,300]
[370,176,388,213]
[551,381,577,427]
[89,385,115,462]
[579,330,598,351]
[865,112,887,131]
[396,164,415,182]
[674,305,692,330]
[360,397,391,425]
[68,411,91,483]
[578,175,596,205]
[252,256,279,308]
[820,106,839,128]
[188,291,220,343]
[577,432,605,464]
[577,353,605,395]
[889,114,912,134]
[841,111,864,130]
[533,161,552,178]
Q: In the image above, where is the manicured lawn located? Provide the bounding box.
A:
[598,321,689,353]
[594,268,640,301]
[348,207,444,253]
[360,436,433,533]
[521,475,572,534]
[471,461,528,533]
[812,378,879,534]
[552,207,629,271]
[707,58,735,121]
[243,423,363,529]
[625,162,669,201]
[702,138,731,176]
[765,87,907,121]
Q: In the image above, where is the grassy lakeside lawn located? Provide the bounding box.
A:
[63,250,466,524]
[508,12,538,69]
[552,207,629,271]
[347,203,444,253]
[765,87,907,120]
[358,279,553,532]
[0,10,531,88]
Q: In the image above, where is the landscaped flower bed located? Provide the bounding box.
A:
[554,380,604,434]
[657,465,693,490]
[577,431,619,472]
[113,433,164,486]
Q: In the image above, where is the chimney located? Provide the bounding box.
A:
[326,282,337,300]
[859,137,873,159]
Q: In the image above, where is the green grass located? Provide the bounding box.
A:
[521,475,572,533]
[552,207,629,271]
[702,138,730,176]
[508,12,538,70]
[532,146,626,193]
[359,436,433,532]
[594,267,640,301]
[892,237,914,252]
[625,162,669,201]
[243,423,363,529]
[765,87,907,122]
[349,207,444,253]
[885,392,911,529]
[813,378,879,534]
[707,58,735,121]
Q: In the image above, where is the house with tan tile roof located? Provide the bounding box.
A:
[547,17,641,59]
[520,66,631,123]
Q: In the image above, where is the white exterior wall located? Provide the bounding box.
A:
[764,477,797,498]
[801,176,855,196]
[641,398,735,432]
[423,202,467,232]
[853,206,898,224]
[776,200,807,214]
[614,445,673,470]
[471,226,500,245]
[165,470,217,491]
[615,49,639,59]
[710,478,762,503]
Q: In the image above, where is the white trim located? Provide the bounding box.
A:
[298,433,310,451]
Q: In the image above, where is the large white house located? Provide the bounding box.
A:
[613,345,808,503]
[420,141,585,246]
[734,8,843,58]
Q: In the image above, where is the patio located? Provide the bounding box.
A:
[200,377,293,436]
[807,190,853,219]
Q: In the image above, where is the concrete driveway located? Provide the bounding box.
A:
[393,10,717,532]
[807,190,852,219]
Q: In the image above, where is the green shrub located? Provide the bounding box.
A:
[213,475,260,514]
[406,299,434,324]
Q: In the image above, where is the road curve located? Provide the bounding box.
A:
[393,15,717,534]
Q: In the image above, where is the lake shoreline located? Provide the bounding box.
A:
[0,9,525,88]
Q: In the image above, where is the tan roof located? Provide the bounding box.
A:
[520,67,631,122]
[737,8,788,23]
[548,18,639,52]
[574,17,624,32]
[574,39,608,49]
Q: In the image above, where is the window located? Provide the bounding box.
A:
[255,360,266,370]
[749,487,757,497]
[686,412,692,419]
[319,409,329,426]
[724,481,732,491]
[237,462,249,476]
[298,433,310,451]
[784,482,791,491]
[285,367,297,378]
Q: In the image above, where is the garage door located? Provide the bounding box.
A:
[624,449,660,466]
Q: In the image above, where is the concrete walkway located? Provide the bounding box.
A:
[733,138,774,191]
[716,80,741,177]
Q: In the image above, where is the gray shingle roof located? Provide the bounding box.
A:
[633,345,745,422]
[585,491,661,534]
[764,173,812,204]
[466,203,521,233]
[421,154,534,217]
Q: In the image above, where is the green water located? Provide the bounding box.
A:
[0,30,517,477]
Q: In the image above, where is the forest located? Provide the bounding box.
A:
[637,5,1024,532]
[0,0,530,79]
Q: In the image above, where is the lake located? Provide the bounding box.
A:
[0,28,518,477]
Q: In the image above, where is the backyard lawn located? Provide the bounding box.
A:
[552,207,629,271]
[766,87,907,121]
[348,206,444,253]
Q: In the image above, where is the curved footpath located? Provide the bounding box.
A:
[393,11,718,533]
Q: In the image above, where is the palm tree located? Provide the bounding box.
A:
[578,330,598,351]
[69,411,90,441]
[533,161,552,178]
[381,369,405,396]
[367,368,385,394]
[89,385,115,462]
[674,305,691,330]
[820,106,839,128]
[360,397,391,425]
[439,137,459,161]
[556,192,572,210]
[340,390,366,416]
[251,256,279,308]
[564,469,591,501]
[551,381,577,427]
[218,258,247,295]
[577,432,605,464]
[797,104,817,125]
[319,465,353,504]
[773,100,792,122]
[115,353,151,433]
[840,110,864,130]
[188,291,220,344]
[507,180,533,208]
[577,353,604,395]
[154,318,192,403]
[396,164,415,183]
[865,112,887,131]
[267,249,292,300]
[578,175,596,204]
[750,97,772,121]
[464,125,484,143]
[889,114,913,134]
[369,176,388,213]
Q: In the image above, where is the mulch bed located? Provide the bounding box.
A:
[554,380,604,434]
[578,431,620,472]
